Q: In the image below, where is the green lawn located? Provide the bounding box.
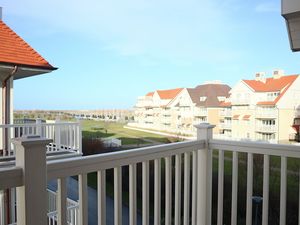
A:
[81,120,171,145]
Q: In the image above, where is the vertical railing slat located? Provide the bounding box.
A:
[231,151,238,225]
[79,174,88,225]
[280,156,287,225]
[183,152,190,225]
[191,151,197,225]
[57,177,67,225]
[262,154,269,225]
[217,150,224,225]
[246,153,253,225]
[98,170,106,225]
[154,159,161,225]
[165,156,172,225]
[175,154,182,225]
[142,161,149,225]
[114,167,122,225]
[129,164,137,225]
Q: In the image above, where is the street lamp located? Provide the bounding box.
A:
[282,0,300,51]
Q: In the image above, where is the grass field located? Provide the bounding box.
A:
[81,120,172,145]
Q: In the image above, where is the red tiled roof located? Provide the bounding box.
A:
[257,101,276,106]
[243,75,298,92]
[243,115,251,120]
[157,88,183,99]
[0,20,55,70]
[220,101,231,107]
[232,115,240,120]
[146,92,154,97]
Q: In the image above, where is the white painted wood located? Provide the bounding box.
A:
[97,170,106,225]
[47,140,204,180]
[191,151,197,225]
[280,156,287,225]
[217,150,224,225]
[114,167,122,225]
[195,123,214,225]
[231,151,238,225]
[175,154,181,225]
[142,161,149,225]
[13,137,51,225]
[57,177,67,225]
[246,153,253,225]
[183,152,190,225]
[165,156,172,225]
[262,154,269,225]
[79,173,88,225]
[129,164,137,225]
[207,147,213,225]
[154,159,161,225]
[0,167,23,190]
[210,139,300,158]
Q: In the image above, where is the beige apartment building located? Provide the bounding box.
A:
[218,70,300,143]
[131,82,231,136]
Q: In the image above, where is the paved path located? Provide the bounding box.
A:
[48,177,143,225]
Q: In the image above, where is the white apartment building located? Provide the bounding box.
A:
[131,83,231,136]
[219,70,300,143]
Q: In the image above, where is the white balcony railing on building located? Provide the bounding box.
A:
[256,125,277,133]
[2,123,300,225]
[194,108,207,117]
[219,110,232,117]
[0,121,82,157]
[255,110,277,118]
[219,123,232,130]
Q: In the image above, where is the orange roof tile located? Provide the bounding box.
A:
[232,115,240,120]
[243,115,251,120]
[146,92,154,97]
[157,88,183,99]
[257,101,276,106]
[243,75,298,92]
[220,101,231,107]
[0,20,55,70]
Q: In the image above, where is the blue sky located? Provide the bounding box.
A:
[1,0,300,110]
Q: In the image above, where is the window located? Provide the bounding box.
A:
[200,96,207,101]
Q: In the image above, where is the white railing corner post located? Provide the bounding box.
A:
[36,118,42,136]
[12,136,52,225]
[55,119,61,151]
[78,119,82,154]
[194,123,215,225]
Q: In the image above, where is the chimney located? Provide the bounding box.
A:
[255,72,266,83]
[0,7,2,20]
[273,69,284,79]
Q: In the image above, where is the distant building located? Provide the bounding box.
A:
[218,70,300,143]
[131,82,231,136]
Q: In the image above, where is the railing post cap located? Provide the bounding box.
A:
[194,122,216,129]
[12,136,53,147]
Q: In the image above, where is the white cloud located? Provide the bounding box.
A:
[255,2,280,13]
[2,0,241,64]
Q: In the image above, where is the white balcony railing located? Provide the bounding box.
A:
[256,125,277,133]
[219,123,232,130]
[0,121,82,157]
[255,110,277,118]
[1,123,300,225]
[219,110,232,117]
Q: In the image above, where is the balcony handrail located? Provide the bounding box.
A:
[47,140,204,180]
[0,122,79,128]
[209,139,300,158]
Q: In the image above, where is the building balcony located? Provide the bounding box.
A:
[256,125,277,133]
[219,110,232,117]
[194,108,207,117]
[219,123,232,130]
[0,120,82,159]
[0,123,298,225]
[255,110,277,118]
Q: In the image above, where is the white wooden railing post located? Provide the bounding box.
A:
[194,123,215,225]
[36,118,42,137]
[12,136,52,225]
[55,119,61,151]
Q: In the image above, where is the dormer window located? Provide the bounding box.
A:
[217,96,226,102]
[200,96,207,102]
